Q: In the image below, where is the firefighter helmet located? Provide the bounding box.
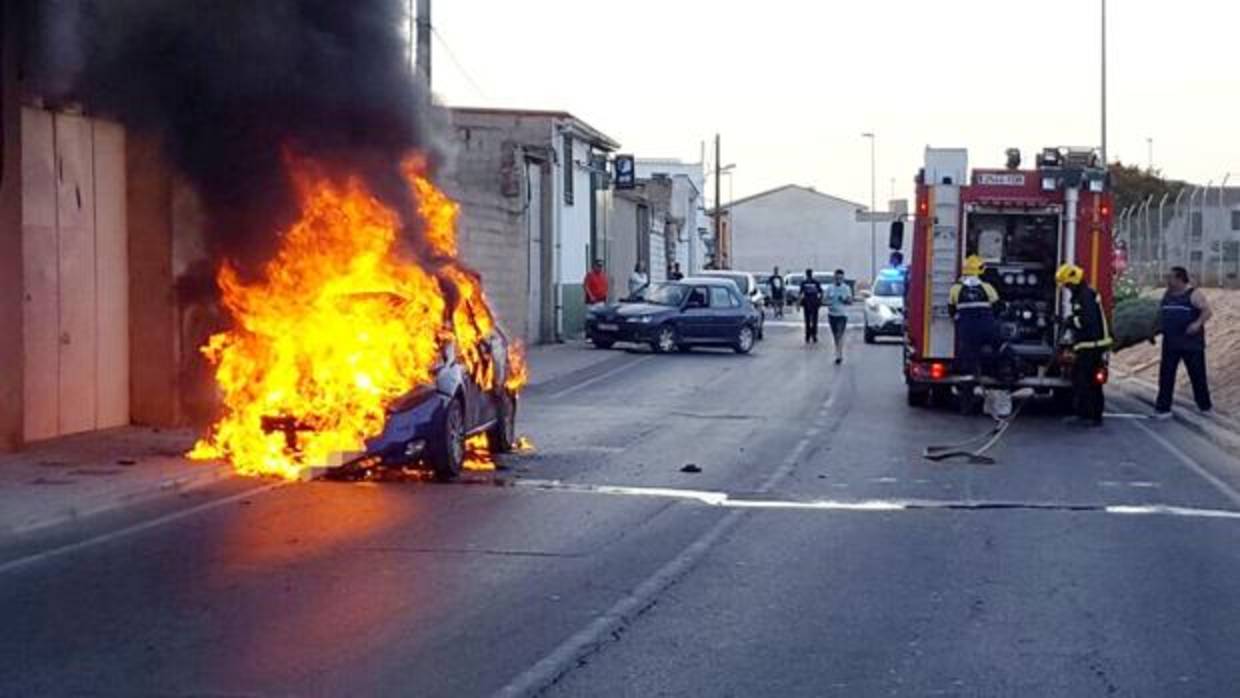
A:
[1056,263,1085,286]
[962,255,986,277]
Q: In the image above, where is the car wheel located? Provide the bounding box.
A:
[907,386,930,408]
[430,396,466,481]
[593,339,615,350]
[734,325,755,354]
[652,325,678,354]
[488,390,517,454]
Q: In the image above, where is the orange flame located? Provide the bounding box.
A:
[190,156,526,479]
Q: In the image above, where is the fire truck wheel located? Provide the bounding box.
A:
[488,390,517,454]
[907,386,930,408]
[431,397,466,482]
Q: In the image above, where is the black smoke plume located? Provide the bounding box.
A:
[25,0,443,273]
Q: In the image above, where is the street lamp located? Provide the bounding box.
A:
[862,132,877,282]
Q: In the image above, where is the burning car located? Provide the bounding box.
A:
[190,157,528,482]
[346,319,518,481]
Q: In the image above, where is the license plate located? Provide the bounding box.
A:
[598,323,619,332]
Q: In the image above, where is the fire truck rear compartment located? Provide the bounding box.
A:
[965,211,1061,366]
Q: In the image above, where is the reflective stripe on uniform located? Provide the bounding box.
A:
[956,302,994,310]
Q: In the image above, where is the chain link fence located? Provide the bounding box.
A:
[1118,185,1240,288]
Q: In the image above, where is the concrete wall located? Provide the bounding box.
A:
[126,136,180,427]
[446,111,555,345]
[0,0,23,450]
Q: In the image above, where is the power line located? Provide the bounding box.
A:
[431,27,490,102]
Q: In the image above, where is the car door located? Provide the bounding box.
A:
[710,286,744,340]
[680,286,713,341]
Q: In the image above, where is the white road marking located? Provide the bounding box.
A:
[1128,481,1161,489]
[0,482,284,576]
[546,355,655,400]
[515,480,1240,521]
[1131,418,1240,509]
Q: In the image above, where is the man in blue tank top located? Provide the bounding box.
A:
[1154,266,1214,418]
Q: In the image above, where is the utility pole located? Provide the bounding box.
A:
[714,134,723,270]
[416,0,432,88]
[1147,137,1154,172]
[862,132,877,281]
[1100,0,1108,167]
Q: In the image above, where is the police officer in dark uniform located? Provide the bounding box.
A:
[1057,263,1112,427]
[799,269,825,344]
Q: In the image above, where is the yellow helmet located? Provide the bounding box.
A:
[1056,264,1085,286]
[962,255,986,277]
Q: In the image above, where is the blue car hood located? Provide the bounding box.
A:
[614,303,675,318]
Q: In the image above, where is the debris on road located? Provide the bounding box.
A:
[680,464,703,474]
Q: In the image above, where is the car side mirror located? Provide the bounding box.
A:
[889,221,905,251]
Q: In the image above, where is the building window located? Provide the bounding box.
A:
[1190,250,1204,263]
[562,134,574,206]
[1191,212,1203,240]
[1232,209,1240,231]
[1224,241,1240,263]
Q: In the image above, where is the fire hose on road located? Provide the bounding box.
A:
[922,392,1027,465]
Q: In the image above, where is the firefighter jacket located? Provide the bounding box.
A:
[1067,284,1113,351]
[948,277,999,320]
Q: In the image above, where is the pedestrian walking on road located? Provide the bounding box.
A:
[584,259,610,311]
[627,261,649,299]
[1057,263,1112,428]
[769,266,786,319]
[1154,266,1214,419]
[825,269,853,364]
[799,269,824,344]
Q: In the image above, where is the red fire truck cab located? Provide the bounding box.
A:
[895,147,1114,407]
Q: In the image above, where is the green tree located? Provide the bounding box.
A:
[1109,162,1185,214]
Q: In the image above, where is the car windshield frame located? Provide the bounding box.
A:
[644,282,690,307]
[873,279,905,297]
[701,272,751,295]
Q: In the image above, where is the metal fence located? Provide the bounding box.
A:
[1117,183,1240,288]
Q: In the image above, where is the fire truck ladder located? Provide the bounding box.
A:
[927,187,960,358]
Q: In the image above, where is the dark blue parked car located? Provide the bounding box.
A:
[586,278,762,355]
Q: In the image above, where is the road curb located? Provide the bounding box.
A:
[1112,371,1240,459]
[5,462,236,539]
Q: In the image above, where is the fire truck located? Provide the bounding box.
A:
[892,147,1114,407]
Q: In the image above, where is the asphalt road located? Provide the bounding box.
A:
[4,313,1240,697]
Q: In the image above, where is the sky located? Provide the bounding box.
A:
[427,0,1240,208]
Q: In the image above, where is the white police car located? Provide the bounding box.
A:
[863,268,906,344]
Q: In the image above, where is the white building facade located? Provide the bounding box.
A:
[725,185,903,282]
[636,159,707,276]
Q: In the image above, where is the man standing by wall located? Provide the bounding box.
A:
[1154,266,1213,419]
[627,261,649,299]
[825,269,853,365]
[584,259,610,311]
[799,269,824,345]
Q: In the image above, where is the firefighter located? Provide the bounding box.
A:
[1056,263,1112,427]
[948,255,1001,379]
